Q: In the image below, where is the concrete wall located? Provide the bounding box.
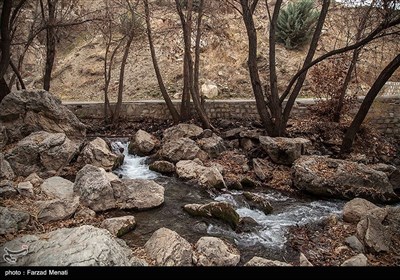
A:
[65,96,400,139]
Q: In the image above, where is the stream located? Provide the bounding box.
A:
[112,141,344,264]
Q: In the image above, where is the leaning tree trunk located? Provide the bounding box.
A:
[144,0,180,123]
[341,53,400,154]
[112,34,134,123]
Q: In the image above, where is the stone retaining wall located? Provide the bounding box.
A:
[65,96,400,139]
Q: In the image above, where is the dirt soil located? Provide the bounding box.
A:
[12,1,400,102]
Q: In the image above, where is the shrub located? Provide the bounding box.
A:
[309,54,357,121]
[276,0,319,49]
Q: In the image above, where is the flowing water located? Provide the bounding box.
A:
[112,141,344,264]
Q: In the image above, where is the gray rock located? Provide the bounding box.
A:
[5,131,80,177]
[149,161,176,175]
[145,227,193,266]
[41,176,74,200]
[0,207,30,235]
[341,253,368,266]
[369,164,400,190]
[0,90,86,144]
[160,138,201,163]
[357,216,391,253]
[0,182,17,199]
[193,237,240,266]
[260,136,310,165]
[183,202,240,229]
[24,173,43,188]
[236,217,260,233]
[17,182,34,198]
[196,134,226,158]
[299,253,313,266]
[0,225,145,266]
[37,197,79,223]
[293,156,399,203]
[253,158,273,181]
[115,179,164,210]
[128,130,160,156]
[201,82,218,99]
[0,126,7,149]
[73,165,116,212]
[243,192,273,215]
[222,128,244,139]
[101,216,136,237]
[163,124,203,142]
[244,256,292,266]
[0,153,15,180]
[176,160,225,189]
[78,137,122,171]
[239,129,264,140]
[345,235,365,253]
[74,207,96,219]
[343,198,381,224]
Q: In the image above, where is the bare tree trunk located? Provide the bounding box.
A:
[144,0,180,123]
[333,4,372,122]
[176,0,191,122]
[341,53,400,154]
[112,34,134,123]
[0,0,12,102]
[240,0,275,135]
[189,0,212,129]
[43,0,57,91]
[267,0,283,136]
[281,0,330,132]
[10,60,26,89]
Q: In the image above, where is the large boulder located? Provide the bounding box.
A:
[0,225,146,266]
[163,124,203,142]
[341,254,368,266]
[259,136,310,165]
[144,228,193,266]
[343,198,382,224]
[0,90,86,144]
[37,197,80,223]
[114,179,164,210]
[160,138,202,163]
[41,176,75,200]
[196,134,226,158]
[73,165,116,212]
[193,237,240,266]
[244,257,292,266]
[101,216,136,237]
[0,207,30,235]
[0,153,15,181]
[176,160,225,189]
[77,138,122,171]
[128,130,160,156]
[183,202,240,229]
[358,216,384,254]
[293,156,399,203]
[5,131,80,177]
[370,163,400,190]
[149,161,176,175]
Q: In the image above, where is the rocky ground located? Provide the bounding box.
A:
[1,90,399,266]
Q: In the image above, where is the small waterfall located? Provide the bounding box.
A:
[112,141,159,180]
